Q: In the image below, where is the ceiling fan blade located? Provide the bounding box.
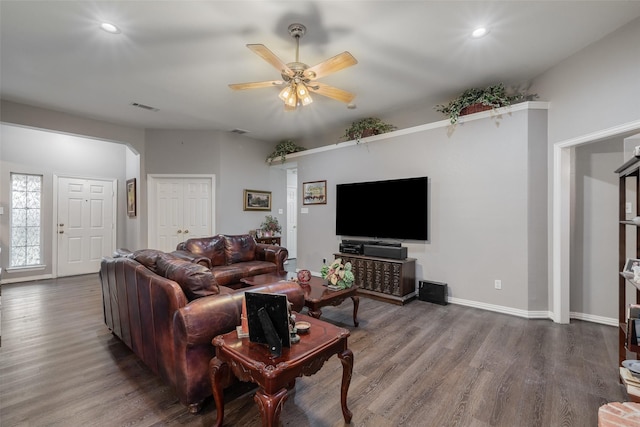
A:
[247,44,294,77]
[309,82,356,104]
[228,80,284,90]
[304,51,358,80]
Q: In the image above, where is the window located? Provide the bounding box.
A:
[10,173,42,267]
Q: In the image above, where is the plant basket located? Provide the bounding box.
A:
[460,103,494,116]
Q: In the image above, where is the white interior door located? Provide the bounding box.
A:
[149,175,214,252]
[286,185,297,258]
[57,177,115,276]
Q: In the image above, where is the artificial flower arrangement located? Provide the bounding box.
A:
[260,215,282,235]
[320,258,355,289]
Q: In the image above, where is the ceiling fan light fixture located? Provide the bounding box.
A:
[285,88,298,108]
[278,85,293,102]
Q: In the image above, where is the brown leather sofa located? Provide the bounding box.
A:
[174,234,288,287]
[100,248,303,414]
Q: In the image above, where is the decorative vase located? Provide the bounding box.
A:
[297,269,311,284]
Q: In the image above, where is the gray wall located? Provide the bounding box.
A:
[0,123,127,281]
[144,129,286,243]
[572,139,622,319]
[293,107,547,312]
[530,17,640,145]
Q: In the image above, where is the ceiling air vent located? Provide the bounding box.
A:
[230,128,250,134]
[131,102,159,112]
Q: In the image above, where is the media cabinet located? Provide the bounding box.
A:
[334,253,416,305]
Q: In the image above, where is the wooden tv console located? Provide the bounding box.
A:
[334,253,416,305]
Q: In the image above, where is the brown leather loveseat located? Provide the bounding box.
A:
[174,234,288,287]
[100,247,303,414]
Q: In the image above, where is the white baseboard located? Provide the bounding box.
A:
[1,273,54,285]
[446,296,617,326]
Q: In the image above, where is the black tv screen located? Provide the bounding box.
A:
[336,176,428,241]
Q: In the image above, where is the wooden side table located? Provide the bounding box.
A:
[254,236,281,245]
[209,314,353,427]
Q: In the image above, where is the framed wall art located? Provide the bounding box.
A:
[243,189,272,211]
[126,178,137,217]
[303,180,327,205]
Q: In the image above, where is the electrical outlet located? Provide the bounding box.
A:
[627,202,633,214]
[494,280,502,290]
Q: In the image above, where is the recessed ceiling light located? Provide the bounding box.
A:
[471,27,489,38]
[100,22,121,34]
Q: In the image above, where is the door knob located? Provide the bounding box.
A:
[59,223,64,227]
[59,231,64,234]
[184,229,189,234]
[177,230,182,234]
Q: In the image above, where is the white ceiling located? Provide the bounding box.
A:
[2,1,640,143]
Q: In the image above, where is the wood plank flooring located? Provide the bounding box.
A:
[0,274,627,426]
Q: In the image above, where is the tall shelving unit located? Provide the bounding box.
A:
[616,155,640,401]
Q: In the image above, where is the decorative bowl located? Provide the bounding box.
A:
[295,321,311,334]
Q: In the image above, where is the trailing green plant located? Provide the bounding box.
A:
[266,139,307,163]
[434,83,538,124]
[343,117,397,142]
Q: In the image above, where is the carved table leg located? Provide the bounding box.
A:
[254,387,288,427]
[209,357,228,427]
[338,348,354,423]
[351,295,360,327]
[308,308,322,319]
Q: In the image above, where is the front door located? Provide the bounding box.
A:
[57,177,115,276]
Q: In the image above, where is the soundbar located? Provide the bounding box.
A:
[363,244,407,260]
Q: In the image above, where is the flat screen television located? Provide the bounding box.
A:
[336,176,428,241]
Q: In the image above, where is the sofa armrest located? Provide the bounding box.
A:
[255,243,288,274]
[170,250,212,269]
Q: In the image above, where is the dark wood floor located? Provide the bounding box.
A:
[0,274,627,426]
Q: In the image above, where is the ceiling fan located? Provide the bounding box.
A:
[229,23,357,111]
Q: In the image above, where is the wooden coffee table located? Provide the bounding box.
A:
[241,273,359,327]
[209,314,353,427]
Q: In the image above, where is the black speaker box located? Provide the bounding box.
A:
[362,244,407,260]
[418,280,448,305]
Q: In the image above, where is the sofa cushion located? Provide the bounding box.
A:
[210,261,277,287]
[131,249,167,274]
[156,255,220,300]
[181,235,227,267]
[223,234,256,265]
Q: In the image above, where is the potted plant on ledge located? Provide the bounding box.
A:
[434,83,538,124]
[266,139,307,163]
[343,117,397,142]
[260,215,282,237]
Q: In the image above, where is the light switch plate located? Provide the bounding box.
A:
[301,208,309,214]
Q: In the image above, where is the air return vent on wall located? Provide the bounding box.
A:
[131,102,159,112]
[230,128,250,134]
